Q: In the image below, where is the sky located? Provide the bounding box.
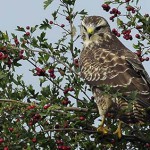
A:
[0,0,150,85]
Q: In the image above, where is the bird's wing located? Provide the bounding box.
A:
[80,46,150,107]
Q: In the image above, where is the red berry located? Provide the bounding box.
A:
[126,6,134,11]
[61,24,65,28]
[26,26,30,30]
[27,105,36,110]
[61,99,69,106]
[61,146,69,150]
[3,147,9,150]
[135,34,140,39]
[50,73,56,79]
[57,146,63,150]
[135,50,142,57]
[28,121,34,126]
[125,0,130,2]
[102,4,111,12]
[139,57,144,62]
[145,57,149,61]
[35,67,45,76]
[0,138,4,144]
[64,89,69,95]
[109,16,115,21]
[132,9,135,13]
[68,87,74,91]
[25,32,30,36]
[32,138,37,143]
[79,116,85,121]
[116,33,121,37]
[49,21,53,24]
[66,16,71,21]
[55,124,60,129]
[136,25,142,30]
[48,68,54,73]
[43,104,51,109]
[112,28,117,33]
[56,140,64,145]
[8,128,14,132]
[145,143,150,147]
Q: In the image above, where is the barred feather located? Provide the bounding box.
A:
[80,16,150,124]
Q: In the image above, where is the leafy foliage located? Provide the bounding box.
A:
[0,0,150,149]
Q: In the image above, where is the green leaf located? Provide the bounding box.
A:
[31,25,38,33]
[39,19,51,30]
[117,18,123,26]
[16,26,26,32]
[0,71,7,79]
[43,0,53,10]
[78,9,88,15]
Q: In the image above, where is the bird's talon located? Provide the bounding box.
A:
[97,126,109,134]
[113,128,122,139]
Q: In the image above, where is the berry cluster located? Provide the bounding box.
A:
[126,5,135,13]
[48,68,56,79]
[35,67,46,76]
[102,4,121,21]
[8,127,14,132]
[61,98,71,106]
[134,50,149,62]
[14,38,19,45]
[29,113,41,126]
[56,140,71,150]
[109,8,121,21]
[122,29,133,40]
[74,59,79,68]
[0,52,8,60]
[112,28,120,37]
[64,87,74,95]
[19,50,25,59]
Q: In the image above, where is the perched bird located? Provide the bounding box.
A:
[79,16,150,138]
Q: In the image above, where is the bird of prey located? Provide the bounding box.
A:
[79,16,150,138]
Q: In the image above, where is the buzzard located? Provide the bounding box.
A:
[79,16,150,138]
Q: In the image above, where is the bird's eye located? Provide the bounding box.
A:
[95,26,101,31]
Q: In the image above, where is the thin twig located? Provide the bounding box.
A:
[43,128,97,133]
[9,46,79,76]
[0,98,97,112]
[42,127,150,143]
[64,106,97,112]
[0,99,28,105]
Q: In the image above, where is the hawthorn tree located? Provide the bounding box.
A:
[0,0,150,149]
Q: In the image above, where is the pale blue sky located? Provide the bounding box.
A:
[0,0,150,83]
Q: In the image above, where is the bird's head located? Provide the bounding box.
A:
[80,16,112,46]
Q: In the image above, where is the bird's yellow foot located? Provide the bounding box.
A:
[113,121,122,139]
[97,126,109,135]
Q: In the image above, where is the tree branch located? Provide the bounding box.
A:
[42,127,150,143]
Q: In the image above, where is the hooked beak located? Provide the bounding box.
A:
[87,27,94,38]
